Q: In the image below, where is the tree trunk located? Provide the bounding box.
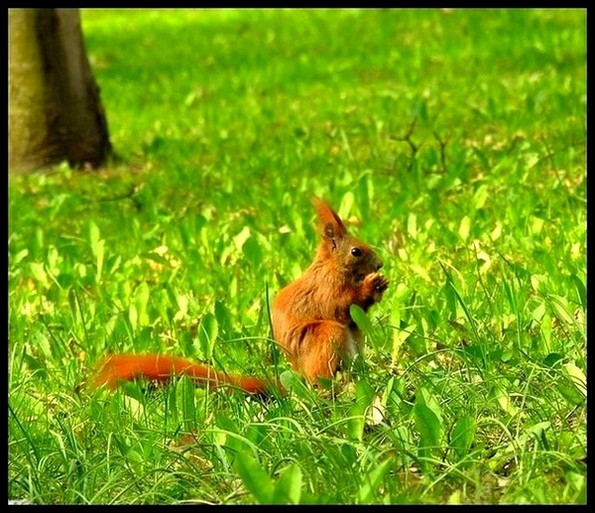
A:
[9,8,112,172]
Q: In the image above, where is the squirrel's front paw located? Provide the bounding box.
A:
[372,274,389,293]
[365,272,389,299]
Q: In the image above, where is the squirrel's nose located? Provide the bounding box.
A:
[376,260,383,271]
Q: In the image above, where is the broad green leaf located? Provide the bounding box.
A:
[450,415,475,459]
[94,239,105,284]
[166,381,178,425]
[358,173,372,220]
[339,191,355,220]
[46,245,59,274]
[413,402,442,448]
[22,352,48,380]
[392,324,415,364]
[234,452,275,504]
[540,311,552,351]
[410,263,431,283]
[530,273,549,293]
[570,274,586,309]
[174,294,189,322]
[548,294,576,327]
[458,215,471,241]
[493,386,518,417]
[120,390,146,420]
[565,471,586,503]
[472,146,490,172]
[11,248,29,266]
[415,386,443,425]
[128,304,138,331]
[347,379,375,441]
[525,152,539,169]
[29,262,49,288]
[557,383,584,406]
[355,379,374,406]
[366,394,386,427]
[473,184,489,209]
[346,407,364,442]
[563,362,586,397]
[233,226,251,252]
[416,98,429,124]
[390,301,400,328]
[142,250,170,268]
[542,352,563,368]
[279,370,311,399]
[526,421,551,450]
[357,458,393,503]
[195,313,218,360]
[350,304,379,348]
[490,221,502,241]
[530,215,544,234]
[214,300,233,336]
[68,288,81,327]
[530,301,546,323]
[88,221,100,253]
[390,306,406,362]
[447,491,463,504]
[243,236,263,270]
[407,212,418,239]
[135,282,150,326]
[177,376,197,431]
[272,463,302,504]
[502,280,517,312]
[75,262,87,278]
[33,333,53,360]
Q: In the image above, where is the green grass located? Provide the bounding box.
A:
[8,8,586,504]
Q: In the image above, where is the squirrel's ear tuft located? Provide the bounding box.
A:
[312,197,347,240]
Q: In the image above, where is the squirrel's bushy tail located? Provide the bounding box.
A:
[94,354,281,397]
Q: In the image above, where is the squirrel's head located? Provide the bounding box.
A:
[312,197,383,284]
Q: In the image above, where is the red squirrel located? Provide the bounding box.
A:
[94,198,388,396]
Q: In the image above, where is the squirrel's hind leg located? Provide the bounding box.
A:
[288,321,354,383]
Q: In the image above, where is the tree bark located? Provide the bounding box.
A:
[9,8,112,172]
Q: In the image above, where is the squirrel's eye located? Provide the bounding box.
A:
[351,247,362,257]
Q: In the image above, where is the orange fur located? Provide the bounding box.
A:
[94,354,274,396]
[93,198,388,396]
[272,197,389,382]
